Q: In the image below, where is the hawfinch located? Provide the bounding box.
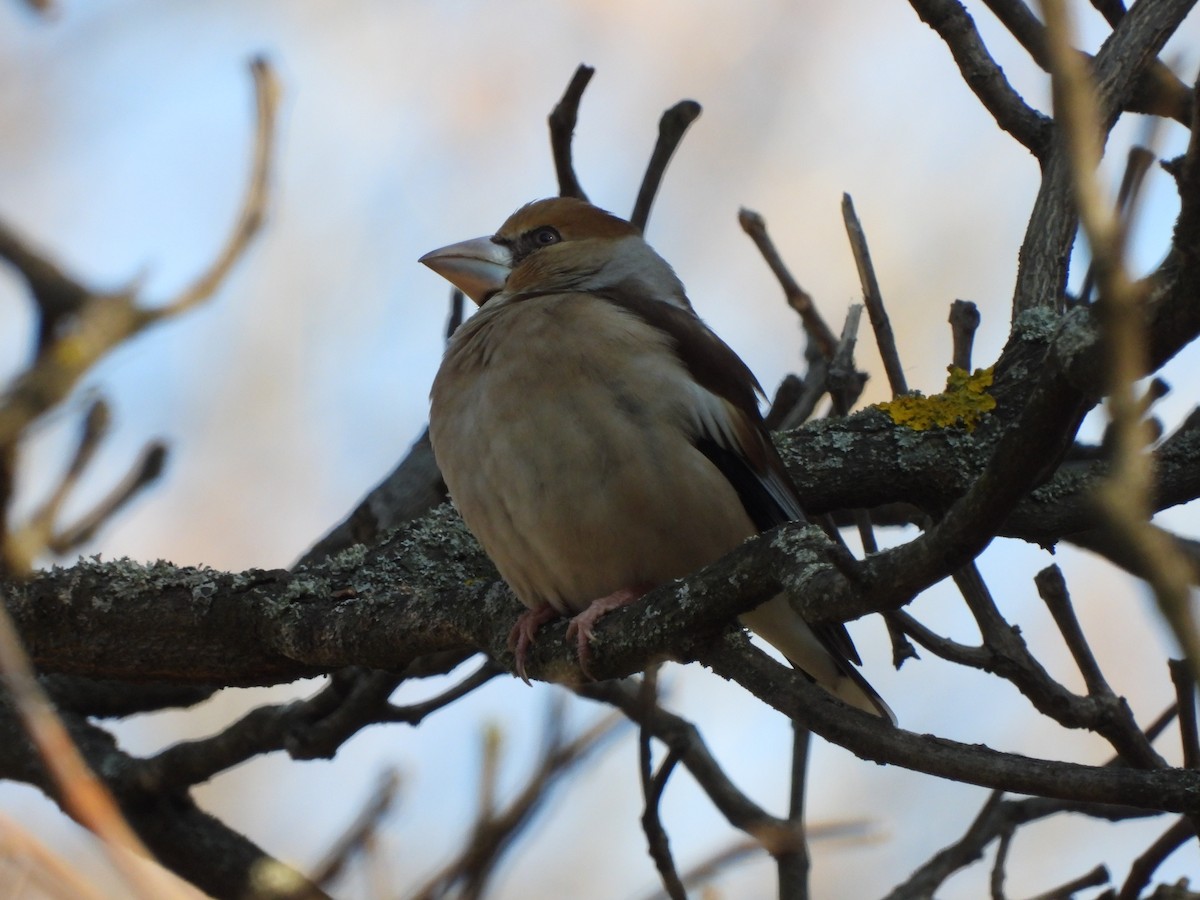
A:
[423,197,892,721]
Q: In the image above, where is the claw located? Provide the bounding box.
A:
[507,604,560,684]
[564,585,650,680]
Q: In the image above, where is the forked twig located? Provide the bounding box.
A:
[637,667,687,900]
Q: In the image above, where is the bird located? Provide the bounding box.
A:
[422,196,893,721]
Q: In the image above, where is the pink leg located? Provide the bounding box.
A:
[507,604,561,685]
[565,584,651,679]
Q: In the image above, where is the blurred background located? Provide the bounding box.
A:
[1,1,1199,897]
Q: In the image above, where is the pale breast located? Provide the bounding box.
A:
[430,292,757,615]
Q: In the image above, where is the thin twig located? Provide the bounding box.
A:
[638,748,686,900]
[12,399,110,557]
[1026,864,1110,900]
[630,100,701,231]
[949,300,981,371]
[1117,817,1195,900]
[445,289,465,340]
[990,827,1013,899]
[778,723,811,900]
[908,0,1052,155]
[309,769,401,887]
[637,666,687,900]
[641,751,687,900]
[548,64,594,201]
[50,442,167,553]
[150,57,276,320]
[738,208,838,360]
[1034,565,1109,696]
[1168,659,1200,769]
[825,303,868,416]
[639,820,872,900]
[409,702,625,900]
[382,660,503,726]
[842,194,907,395]
[764,373,805,430]
[576,680,791,841]
[1143,702,1181,748]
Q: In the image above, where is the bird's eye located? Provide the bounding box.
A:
[531,226,561,246]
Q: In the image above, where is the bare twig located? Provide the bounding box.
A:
[779,723,812,900]
[739,208,838,360]
[990,826,1012,899]
[949,299,981,371]
[640,747,686,900]
[630,100,701,231]
[909,0,1052,155]
[382,659,503,726]
[50,441,167,554]
[9,399,110,560]
[4,398,165,569]
[981,0,1192,124]
[639,820,872,900]
[1168,659,1200,770]
[410,700,625,900]
[882,791,1006,900]
[548,64,594,201]
[764,373,805,430]
[825,304,868,415]
[1034,565,1109,696]
[637,666,687,900]
[1117,817,1195,900]
[1144,703,1181,748]
[445,288,465,339]
[576,679,793,843]
[842,194,907,396]
[1026,864,1110,900]
[148,56,277,321]
[309,769,401,887]
[297,429,449,566]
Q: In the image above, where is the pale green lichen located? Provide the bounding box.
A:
[1012,306,1061,342]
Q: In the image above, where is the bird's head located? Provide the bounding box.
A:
[419,197,690,309]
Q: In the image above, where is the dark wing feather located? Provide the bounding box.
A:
[597,288,871,674]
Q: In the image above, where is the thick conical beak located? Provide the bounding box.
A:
[419,236,512,305]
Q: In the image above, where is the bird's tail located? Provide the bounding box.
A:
[740,595,895,724]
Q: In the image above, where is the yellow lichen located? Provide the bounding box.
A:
[876,366,996,432]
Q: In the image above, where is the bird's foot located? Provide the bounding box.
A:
[507,604,561,685]
[565,584,651,679]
